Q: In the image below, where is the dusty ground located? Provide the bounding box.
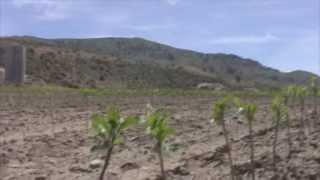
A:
[0,94,319,180]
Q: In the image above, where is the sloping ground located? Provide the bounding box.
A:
[1,36,319,90]
[0,37,220,89]
[0,95,319,180]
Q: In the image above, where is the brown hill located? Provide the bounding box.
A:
[0,36,318,89]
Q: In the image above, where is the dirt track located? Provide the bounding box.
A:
[1,95,319,180]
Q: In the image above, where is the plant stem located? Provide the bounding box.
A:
[313,95,318,128]
[314,96,320,127]
[157,142,166,180]
[299,101,306,144]
[286,113,292,158]
[272,112,280,172]
[99,143,114,180]
[285,101,292,158]
[248,120,255,180]
[314,95,318,115]
[222,119,235,180]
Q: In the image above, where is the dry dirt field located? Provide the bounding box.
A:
[0,92,319,180]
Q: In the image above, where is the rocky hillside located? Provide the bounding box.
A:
[0,36,318,89]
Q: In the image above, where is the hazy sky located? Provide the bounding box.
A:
[1,0,319,74]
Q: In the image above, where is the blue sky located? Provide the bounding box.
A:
[1,0,319,74]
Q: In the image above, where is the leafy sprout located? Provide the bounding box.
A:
[234,98,257,122]
[271,95,289,125]
[143,107,174,180]
[91,107,138,180]
[212,97,235,180]
[213,96,232,125]
[282,85,298,105]
[309,76,319,118]
[310,76,318,97]
[145,111,174,144]
[296,86,308,102]
[234,98,257,180]
[91,107,138,145]
[271,96,285,116]
[271,95,288,171]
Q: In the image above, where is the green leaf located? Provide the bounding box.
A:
[271,95,289,123]
[212,97,230,125]
[91,113,111,137]
[233,97,242,108]
[144,109,174,145]
[246,104,257,122]
[112,137,124,145]
[309,76,318,96]
[234,97,257,122]
[119,116,138,130]
[106,107,121,129]
[91,107,135,148]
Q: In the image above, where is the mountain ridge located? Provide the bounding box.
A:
[3,35,313,75]
[0,35,318,89]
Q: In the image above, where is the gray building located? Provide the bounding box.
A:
[0,45,26,84]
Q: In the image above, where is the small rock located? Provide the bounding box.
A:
[129,136,139,142]
[237,119,244,124]
[308,174,318,180]
[173,114,182,120]
[314,157,320,164]
[35,177,46,180]
[89,159,104,169]
[170,166,190,176]
[69,166,92,173]
[121,162,140,172]
[191,124,203,129]
[309,142,318,149]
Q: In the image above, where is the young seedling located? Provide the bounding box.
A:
[296,86,309,138]
[281,86,297,156]
[212,97,235,180]
[271,95,288,171]
[235,99,257,180]
[91,107,138,180]
[309,77,319,126]
[144,110,174,180]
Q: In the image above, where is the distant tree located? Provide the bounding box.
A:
[203,54,209,64]
[226,67,236,75]
[167,53,175,61]
[235,75,241,83]
[270,75,279,81]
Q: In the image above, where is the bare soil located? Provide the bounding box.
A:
[1,95,319,180]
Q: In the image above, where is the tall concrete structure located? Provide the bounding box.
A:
[0,68,5,83]
[0,45,26,84]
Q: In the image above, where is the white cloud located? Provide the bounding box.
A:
[210,33,280,45]
[11,0,73,21]
[165,0,180,6]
